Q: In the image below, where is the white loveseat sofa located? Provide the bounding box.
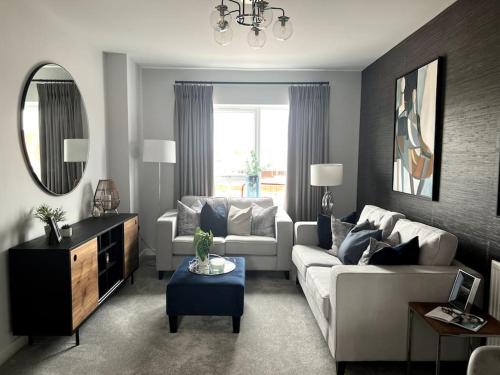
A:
[291,205,481,374]
[157,196,293,278]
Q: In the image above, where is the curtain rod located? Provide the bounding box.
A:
[174,80,329,86]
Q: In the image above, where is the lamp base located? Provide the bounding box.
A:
[321,190,334,216]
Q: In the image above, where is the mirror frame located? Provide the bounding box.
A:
[19,62,89,196]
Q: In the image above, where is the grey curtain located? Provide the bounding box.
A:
[37,83,84,194]
[174,84,214,200]
[286,85,330,221]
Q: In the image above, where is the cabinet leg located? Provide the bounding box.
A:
[169,315,178,333]
[336,361,346,375]
[158,271,164,280]
[435,335,441,375]
[75,330,80,346]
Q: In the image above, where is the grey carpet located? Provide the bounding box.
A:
[0,256,466,375]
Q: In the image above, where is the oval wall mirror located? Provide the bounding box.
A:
[20,63,89,195]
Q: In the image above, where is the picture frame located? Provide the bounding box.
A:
[392,57,443,201]
[448,269,481,313]
[48,216,62,244]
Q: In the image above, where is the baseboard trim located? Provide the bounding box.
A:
[0,336,27,366]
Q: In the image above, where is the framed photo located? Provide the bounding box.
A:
[448,269,481,313]
[48,216,62,244]
[392,58,442,200]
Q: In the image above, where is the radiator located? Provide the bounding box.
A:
[488,260,500,346]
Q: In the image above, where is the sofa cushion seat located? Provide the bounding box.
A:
[292,245,342,280]
[173,236,226,255]
[225,235,277,255]
[305,266,332,321]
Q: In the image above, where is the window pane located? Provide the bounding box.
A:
[214,110,255,197]
[260,107,288,206]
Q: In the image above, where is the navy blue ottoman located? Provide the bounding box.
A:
[166,257,245,333]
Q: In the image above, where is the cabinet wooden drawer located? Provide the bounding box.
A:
[71,239,98,330]
[124,216,139,278]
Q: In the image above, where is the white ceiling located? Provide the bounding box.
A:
[42,0,456,70]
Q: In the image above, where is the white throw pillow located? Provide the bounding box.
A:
[227,205,252,236]
[251,203,278,237]
[327,217,355,257]
[358,237,391,265]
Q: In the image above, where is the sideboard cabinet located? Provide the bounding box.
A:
[9,214,139,345]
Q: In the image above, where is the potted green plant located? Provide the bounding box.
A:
[61,224,73,238]
[33,204,67,237]
[245,150,261,198]
[193,227,213,273]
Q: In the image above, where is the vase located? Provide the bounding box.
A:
[246,175,260,198]
[197,254,210,273]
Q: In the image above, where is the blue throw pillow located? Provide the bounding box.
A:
[369,236,420,265]
[317,214,332,250]
[338,228,382,265]
[340,211,359,225]
[200,202,227,237]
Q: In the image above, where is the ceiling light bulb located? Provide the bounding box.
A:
[273,16,293,41]
[214,24,233,46]
[209,5,228,30]
[247,27,266,49]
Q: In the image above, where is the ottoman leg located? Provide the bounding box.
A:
[232,316,241,333]
[169,315,178,333]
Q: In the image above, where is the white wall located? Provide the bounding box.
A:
[0,0,108,363]
[139,68,361,248]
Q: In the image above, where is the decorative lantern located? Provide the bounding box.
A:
[93,179,120,215]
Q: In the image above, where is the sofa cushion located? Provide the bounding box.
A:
[306,266,332,321]
[228,197,273,209]
[182,196,228,212]
[200,202,227,237]
[340,211,358,225]
[227,206,252,236]
[317,214,332,250]
[390,219,458,266]
[357,205,405,240]
[173,235,226,255]
[251,203,278,237]
[177,200,202,236]
[225,235,277,255]
[292,245,342,280]
[368,236,420,265]
[337,228,382,265]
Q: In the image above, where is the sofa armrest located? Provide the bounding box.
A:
[156,209,177,271]
[294,221,318,246]
[329,265,474,361]
[276,208,293,271]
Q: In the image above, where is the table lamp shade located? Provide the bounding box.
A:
[64,139,89,162]
[143,140,176,163]
[310,164,343,186]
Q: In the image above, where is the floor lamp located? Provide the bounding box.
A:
[143,139,176,216]
[310,163,343,216]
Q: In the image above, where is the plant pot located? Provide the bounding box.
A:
[196,254,210,274]
[246,175,260,198]
[61,228,73,238]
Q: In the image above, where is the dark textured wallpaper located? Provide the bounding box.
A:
[357,0,500,281]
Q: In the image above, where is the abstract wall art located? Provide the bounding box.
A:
[393,58,441,200]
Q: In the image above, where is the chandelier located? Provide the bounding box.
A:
[210,0,293,49]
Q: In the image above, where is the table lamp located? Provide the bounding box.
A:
[310,163,343,216]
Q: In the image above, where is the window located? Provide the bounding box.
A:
[214,105,288,206]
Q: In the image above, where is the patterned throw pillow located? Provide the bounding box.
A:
[177,200,202,236]
[251,203,278,237]
[337,228,383,265]
[327,217,355,256]
[227,205,253,236]
[358,237,391,265]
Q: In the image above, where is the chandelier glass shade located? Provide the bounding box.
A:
[210,0,293,48]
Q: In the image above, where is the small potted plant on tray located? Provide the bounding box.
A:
[193,227,213,273]
[33,204,67,238]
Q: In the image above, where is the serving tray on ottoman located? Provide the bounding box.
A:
[166,256,245,333]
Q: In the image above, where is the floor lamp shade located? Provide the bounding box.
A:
[64,139,89,162]
[310,164,343,186]
[143,140,176,163]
